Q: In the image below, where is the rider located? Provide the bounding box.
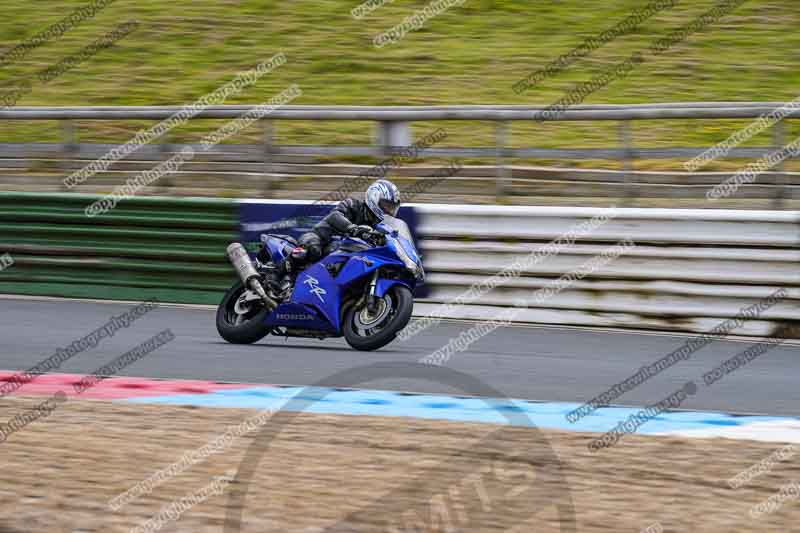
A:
[289,179,401,268]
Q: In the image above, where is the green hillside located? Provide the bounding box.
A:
[0,0,798,169]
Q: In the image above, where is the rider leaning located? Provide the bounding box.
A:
[291,179,401,266]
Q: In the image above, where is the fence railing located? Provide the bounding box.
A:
[1,103,798,207]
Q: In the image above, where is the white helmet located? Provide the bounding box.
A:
[365,179,401,220]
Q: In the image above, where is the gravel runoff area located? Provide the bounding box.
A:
[1,396,798,532]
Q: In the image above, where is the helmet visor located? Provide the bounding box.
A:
[379,198,400,217]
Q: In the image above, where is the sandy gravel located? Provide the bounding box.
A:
[0,396,798,532]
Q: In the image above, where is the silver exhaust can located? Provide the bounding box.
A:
[226,242,278,311]
[227,242,260,285]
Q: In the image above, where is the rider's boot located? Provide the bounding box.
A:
[269,247,308,301]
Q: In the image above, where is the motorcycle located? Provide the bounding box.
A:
[216,215,424,351]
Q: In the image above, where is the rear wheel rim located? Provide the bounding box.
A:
[225,288,262,327]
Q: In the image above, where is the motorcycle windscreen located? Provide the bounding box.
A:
[380,215,421,267]
[379,215,414,242]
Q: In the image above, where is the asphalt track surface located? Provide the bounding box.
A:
[1,297,798,416]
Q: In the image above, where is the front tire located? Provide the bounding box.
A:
[343,285,413,351]
[216,281,271,344]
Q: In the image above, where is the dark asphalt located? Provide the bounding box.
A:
[1,297,798,416]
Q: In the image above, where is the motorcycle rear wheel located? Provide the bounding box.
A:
[343,285,413,351]
[216,281,271,344]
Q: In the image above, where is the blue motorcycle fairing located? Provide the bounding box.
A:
[287,249,405,333]
[330,247,406,288]
[261,234,295,263]
[374,278,412,298]
[264,302,330,330]
[259,217,422,336]
[290,263,343,331]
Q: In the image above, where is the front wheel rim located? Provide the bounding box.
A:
[351,294,396,337]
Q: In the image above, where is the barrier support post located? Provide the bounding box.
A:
[59,120,77,191]
[496,121,510,200]
[772,119,786,210]
[262,119,276,193]
[619,120,635,206]
[156,131,173,193]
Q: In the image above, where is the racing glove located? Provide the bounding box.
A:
[348,225,374,240]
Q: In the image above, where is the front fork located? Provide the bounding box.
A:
[366,269,379,312]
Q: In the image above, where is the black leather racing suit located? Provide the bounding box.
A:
[297,198,380,263]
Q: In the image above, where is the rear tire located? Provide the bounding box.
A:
[343,285,413,351]
[216,281,271,344]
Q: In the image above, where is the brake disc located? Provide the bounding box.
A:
[356,295,392,329]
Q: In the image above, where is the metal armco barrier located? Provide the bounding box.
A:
[0,103,798,208]
[1,193,797,337]
[0,192,237,304]
[414,204,800,337]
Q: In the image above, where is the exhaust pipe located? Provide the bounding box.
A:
[226,243,278,311]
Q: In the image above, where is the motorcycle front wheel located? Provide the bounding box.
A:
[343,285,413,351]
[216,281,271,344]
